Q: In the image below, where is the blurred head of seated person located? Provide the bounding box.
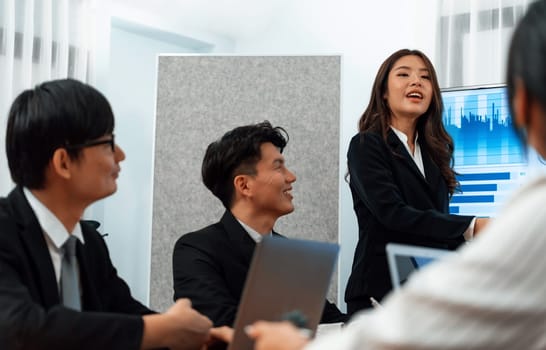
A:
[0,78,212,350]
[235,1,546,349]
[172,121,348,327]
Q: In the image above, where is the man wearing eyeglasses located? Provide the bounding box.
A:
[0,79,213,350]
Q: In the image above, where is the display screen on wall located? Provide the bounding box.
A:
[442,85,535,217]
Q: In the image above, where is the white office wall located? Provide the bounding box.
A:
[100,0,438,308]
[234,0,438,310]
[80,1,235,306]
[98,24,206,305]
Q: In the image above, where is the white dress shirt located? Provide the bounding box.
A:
[306,174,546,349]
[237,219,272,243]
[390,126,425,178]
[23,188,85,292]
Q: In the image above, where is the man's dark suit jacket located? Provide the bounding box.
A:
[0,187,153,350]
[173,210,348,327]
[344,130,474,312]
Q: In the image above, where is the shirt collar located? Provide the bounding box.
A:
[390,125,419,145]
[237,219,272,243]
[23,187,85,249]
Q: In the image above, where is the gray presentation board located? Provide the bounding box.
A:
[151,55,340,311]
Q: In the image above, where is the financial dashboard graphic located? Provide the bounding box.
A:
[442,85,531,217]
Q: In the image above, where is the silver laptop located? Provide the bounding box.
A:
[228,236,339,350]
[386,243,452,290]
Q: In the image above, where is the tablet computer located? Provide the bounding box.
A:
[386,243,452,289]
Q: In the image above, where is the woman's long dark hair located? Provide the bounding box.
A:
[358,49,458,195]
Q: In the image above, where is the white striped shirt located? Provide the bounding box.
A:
[308,174,546,349]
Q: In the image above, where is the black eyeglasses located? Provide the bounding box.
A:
[65,135,115,152]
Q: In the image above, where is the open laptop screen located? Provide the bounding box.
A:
[386,243,453,289]
[228,236,339,350]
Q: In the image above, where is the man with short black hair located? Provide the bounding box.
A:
[173,121,347,327]
[0,79,212,350]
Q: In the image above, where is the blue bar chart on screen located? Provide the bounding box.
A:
[441,85,543,218]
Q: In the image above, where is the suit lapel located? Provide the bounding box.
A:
[420,142,448,209]
[420,142,442,186]
[8,187,60,308]
[387,130,428,184]
[220,210,256,266]
[387,130,445,206]
[76,221,101,310]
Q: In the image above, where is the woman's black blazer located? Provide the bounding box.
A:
[344,130,473,307]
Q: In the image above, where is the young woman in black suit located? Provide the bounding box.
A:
[344,49,489,315]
